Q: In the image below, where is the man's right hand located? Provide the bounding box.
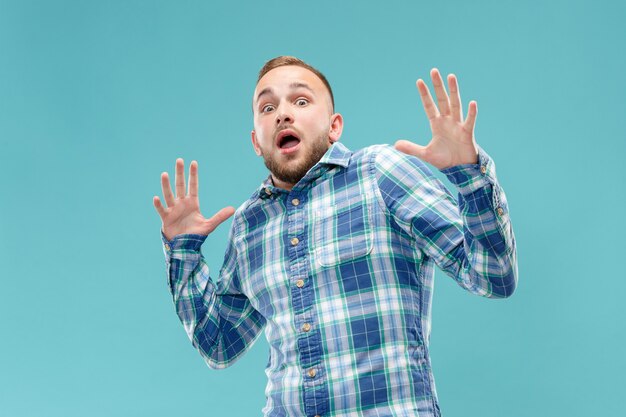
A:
[153,158,235,241]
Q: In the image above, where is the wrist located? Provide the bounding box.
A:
[440,145,494,195]
[161,231,207,253]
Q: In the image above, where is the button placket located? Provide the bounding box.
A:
[287,192,327,416]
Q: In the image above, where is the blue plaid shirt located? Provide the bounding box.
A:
[162,142,517,417]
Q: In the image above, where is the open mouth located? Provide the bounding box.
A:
[276,130,301,151]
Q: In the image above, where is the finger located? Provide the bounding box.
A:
[447,74,463,122]
[430,68,451,116]
[204,206,236,235]
[189,161,198,197]
[394,139,428,159]
[153,196,167,218]
[175,158,185,198]
[416,79,439,120]
[464,101,478,132]
[161,172,175,207]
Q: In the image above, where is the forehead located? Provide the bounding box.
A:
[254,65,328,101]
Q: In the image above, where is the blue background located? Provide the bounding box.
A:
[1,0,624,415]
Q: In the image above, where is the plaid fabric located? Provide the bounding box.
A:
[162,142,517,417]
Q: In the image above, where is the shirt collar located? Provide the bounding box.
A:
[318,141,352,168]
[258,142,352,199]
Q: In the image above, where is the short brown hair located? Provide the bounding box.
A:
[257,56,335,110]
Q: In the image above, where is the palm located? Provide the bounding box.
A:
[163,196,205,235]
[153,158,234,241]
[395,69,479,170]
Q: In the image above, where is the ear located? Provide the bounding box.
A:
[251,130,262,156]
[328,113,344,143]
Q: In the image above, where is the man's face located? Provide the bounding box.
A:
[251,65,343,189]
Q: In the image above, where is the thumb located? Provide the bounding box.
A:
[203,206,236,235]
[394,140,427,158]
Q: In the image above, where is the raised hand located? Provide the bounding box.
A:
[395,68,479,170]
[153,158,235,241]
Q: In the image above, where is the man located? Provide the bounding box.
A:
[153,56,517,417]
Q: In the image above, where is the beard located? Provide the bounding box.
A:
[261,133,331,186]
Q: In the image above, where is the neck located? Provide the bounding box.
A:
[271,175,295,191]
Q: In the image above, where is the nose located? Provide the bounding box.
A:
[275,104,293,125]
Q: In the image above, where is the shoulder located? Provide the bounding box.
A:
[347,143,397,168]
[350,144,434,179]
[349,143,392,160]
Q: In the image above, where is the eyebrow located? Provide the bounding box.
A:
[255,82,315,103]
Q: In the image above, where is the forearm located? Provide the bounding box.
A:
[163,233,221,350]
[440,146,518,298]
[162,232,266,368]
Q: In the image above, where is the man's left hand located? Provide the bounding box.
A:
[395,68,479,170]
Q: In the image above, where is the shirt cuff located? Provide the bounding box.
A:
[440,145,496,195]
[161,231,208,254]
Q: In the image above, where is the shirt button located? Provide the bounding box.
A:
[307,368,316,378]
[265,188,272,196]
[164,243,171,251]
[292,198,300,206]
[291,237,300,246]
[296,279,305,288]
[302,323,311,332]
[497,207,504,216]
[480,165,487,174]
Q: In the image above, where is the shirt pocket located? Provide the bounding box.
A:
[313,198,374,267]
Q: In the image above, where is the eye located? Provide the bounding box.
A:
[262,104,275,113]
[295,98,308,106]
